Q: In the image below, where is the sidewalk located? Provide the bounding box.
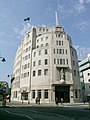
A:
[6,101,90,108]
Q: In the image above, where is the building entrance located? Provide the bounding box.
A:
[55,86,70,103]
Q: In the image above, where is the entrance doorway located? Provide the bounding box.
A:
[55,86,70,103]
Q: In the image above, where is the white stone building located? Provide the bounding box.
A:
[11,14,81,103]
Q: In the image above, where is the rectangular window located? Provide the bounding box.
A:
[46,43,48,46]
[32,90,35,98]
[57,49,58,54]
[39,50,41,55]
[54,49,55,54]
[34,52,36,57]
[59,49,62,54]
[74,70,76,76]
[38,70,41,76]
[75,90,78,98]
[66,49,67,54]
[67,59,68,65]
[38,60,41,65]
[54,59,56,64]
[38,90,41,98]
[45,49,48,54]
[33,61,36,67]
[41,44,43,47]
[44,90,48,99]
[62,41,63,46]
[45,59,48,65]
[56,40,58,45]
[59,41,61,45]
[60,59,62,64]
[33,71,36,77]
[63,59,65,64]
[44,69,48,75]
[46,37,48,40]
[73,61,75,66]
[57,59,59,64]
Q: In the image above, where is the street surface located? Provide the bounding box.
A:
[0,106,90,120]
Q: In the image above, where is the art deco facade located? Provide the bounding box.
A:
[11,19,81,103]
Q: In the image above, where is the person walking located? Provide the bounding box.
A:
[55,97,59,106]
[61,98,64,105]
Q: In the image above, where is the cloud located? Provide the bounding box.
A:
[74,45,90,60]
[76,20,90,31]
[14,23,32,38]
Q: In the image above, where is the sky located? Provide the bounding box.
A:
[0,0,90,85]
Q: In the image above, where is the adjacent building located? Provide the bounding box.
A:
[79,54,90,102]
[11,13,81,103]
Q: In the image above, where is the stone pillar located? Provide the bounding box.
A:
[70,85,74,103]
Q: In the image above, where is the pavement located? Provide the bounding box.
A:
[3,100,90,109]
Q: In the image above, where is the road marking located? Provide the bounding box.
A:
[5,110,34,120]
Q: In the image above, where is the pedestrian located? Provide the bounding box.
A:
[35,97,38,104]
[55,97,59,106]
[61,98,64,105]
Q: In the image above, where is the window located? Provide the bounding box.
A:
[54,59,56,64]
[46,37,48,40]
[88,79,90,82]
[57,49,58,54]
[57,59,59,64]
[59,41,61,45]
[66,49,67,54]
[38,90,41,98]
[45,49,48,54]
[59,49,62,54]
[33,61,36,67]
[46,43,48,46]
[62,41,63,46]
[38,60,41,65]
[32,90,35,98]
[67,59,68,65]
[54,49,55,54]
[45,59,48,65]
[34,52,36,57]
[37,45,39,48]
[74,70,76,76]
[73,61,75,66]
[63,49,64,54]
[44,90,48,99]
[39,50,41,55]
[60,59,62,64]
[88,73,90,76]
[56,40,58,45]
[38,70,41,76]
[44,69,48,75]
[41,38,43,41]
[63,59,65,64]
[33,71,36,77]
[41,44,43,47]
[37,39,39,42]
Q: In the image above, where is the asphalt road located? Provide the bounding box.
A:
[0,106,90,120]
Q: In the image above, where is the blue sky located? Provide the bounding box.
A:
[0,0,90,85]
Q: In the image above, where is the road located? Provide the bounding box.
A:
[0,106,90,120]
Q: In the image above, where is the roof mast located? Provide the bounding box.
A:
[55,11,59,26]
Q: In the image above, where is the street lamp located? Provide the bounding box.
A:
[7,74,15,102]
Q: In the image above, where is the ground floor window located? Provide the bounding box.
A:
[14,91,17,98]
[21,92,28,100]
[38,90,41,98]
[44,90,48,99]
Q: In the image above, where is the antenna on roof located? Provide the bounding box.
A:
[55,11,59,26]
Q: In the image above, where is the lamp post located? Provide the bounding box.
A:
[7,74,15,102]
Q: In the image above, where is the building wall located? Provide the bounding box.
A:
[11,26,81,103]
